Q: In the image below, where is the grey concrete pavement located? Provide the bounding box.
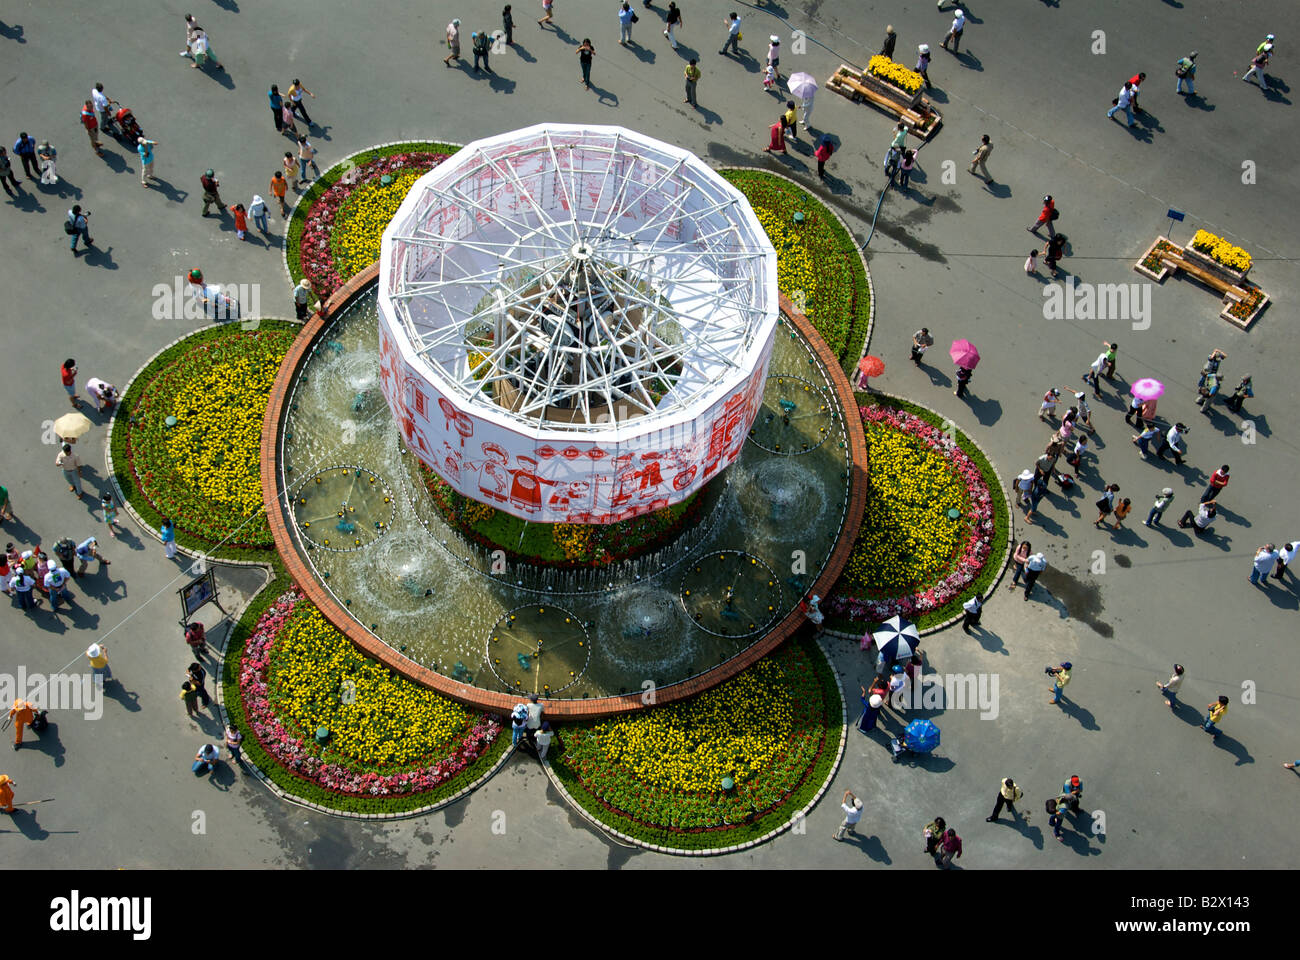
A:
[0,0,1296,868]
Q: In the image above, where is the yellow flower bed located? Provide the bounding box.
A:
[553,523,594,561]
[867,55,924,94]
[331,169,426,278]
[1191,229,1252,272]
[268,605,472,767]
[589,658,794,792]
[755,207,818,315]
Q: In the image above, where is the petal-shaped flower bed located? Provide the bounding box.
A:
[826,394,1009,630]
[111,323,299,555]
[548,636,842,850]
[719,169,871,375]
[287,142,461,300]
[224,581,507,814]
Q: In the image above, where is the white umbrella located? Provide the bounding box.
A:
[873,615,920,664]
[52,412,93,440]
[788,72,818,99]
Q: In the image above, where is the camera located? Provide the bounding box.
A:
[1044,666,1057,675]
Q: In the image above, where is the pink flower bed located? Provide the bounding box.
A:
[827,405,997,622]
[296,151,448,299]
[237,588,503,798]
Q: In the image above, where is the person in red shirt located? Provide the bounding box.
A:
[60,358,80,408]
[232,203,248,241]
[1127,72,1146,111]
[80,100,102,155]
[1028,195,1055,238]
[1201,465,1230,504]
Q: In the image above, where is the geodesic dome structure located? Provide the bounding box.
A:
[377,124,778,524]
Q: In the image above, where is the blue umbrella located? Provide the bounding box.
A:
[903,718,941,753]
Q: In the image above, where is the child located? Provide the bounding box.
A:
[101,492,121,538]
[899,149,915,188]
[233,203,248,241]
[1024,249,1038,274]
[1066,433,1089,469]
[1038,388,1060,421]
[762,63,776,90]
[1113,497,1132,528]
[160,517,177,559]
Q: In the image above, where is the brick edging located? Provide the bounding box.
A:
[104,318,302,568]
[822,390,1016,639]
[539,635,850,856]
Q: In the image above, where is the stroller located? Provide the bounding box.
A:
[891,718,940,762]
[112,104,144,145]
[1052,468,1074,490]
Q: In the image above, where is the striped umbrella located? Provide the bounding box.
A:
[873,614,920,664]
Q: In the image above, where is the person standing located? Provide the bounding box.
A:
[1155,421,1187,465]
[1203,695,1229,739]
[880,25,897,59]
[80,100,103,156]
[1038,387,1061,422]
[280,101,298,140]
[663,2,682,49]
[941,8,965,53]
[898,149,916,188]
[923,816,946,857]
[137,137,157,188]
[233,203,248,241]
[0,485,14,524]
[86,643,112,684]
[1028,195,1056,237]
[287,79,315,124]
[1224,375,1253,414]
[1273,540,1298,582]
[1094,483,1120,526]
[619,3,634,46]
[56,444,83,498]
[444,19,463,66]
[43,562,72,611]
[1242,44,1271,93]
[160,517,177,559]
[968,134,992,181]
[986,776,1022,822]
[1023,551,1047,600]
[268,85,285,132]
[576,38,595,88]
[525,693,545,745]
[936,828,962,868]
[0,147,21,197]
[270,170,289,216]
[184,621,209,661]
[1059,775,1083,814]
[814,135,834,181]
[766,36,781,82]
[294,278,314,320]
[510,702,529,745]
[960,594,982,634]
[180,682,201,719]
[13,133,40,180]
[1175,51,1197,95]
[781,100,798,140]
[296,136,320,181]
[684,59,702,106]
[249,194,269,234]
[1249,544,1279,586]
[11,570,38,612]
[1144,488,1174,527]
[472,31,493,73]
[187,662,212,708]
[1156,663,1185,708]
[916,44,932,89]
[1008,540,1031,590]
[60,358,81,409]
[1047,662,1072,704]
[834,789,864,841]
[0,775,15,814]
[910,327,933,366]
[1108,81,1137,126]
[1202,465,1230,504]
[200,168,227,216]
[225,722,245,764]
[857,685,883,733]
[1046,798,1065,842]
[534,721,554,760]
[36,140,57,185]
[91,83,113,134]
[8,699,37,749]
[719,12,741,57]
[503,6,515,45]
[538,0,555,29]
[954,364,973,398]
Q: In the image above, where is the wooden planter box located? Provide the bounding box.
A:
[1219,289,1269,330]
[1133,236,1181,282]
[857,69,924,111]
[1183,245,1249,285]
[827,66,941,140]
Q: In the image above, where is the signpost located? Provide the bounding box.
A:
[178,568,225,626]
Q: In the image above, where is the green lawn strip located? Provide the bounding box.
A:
[547,636,843,850]
[718,169,870,377]
[111,322,300,563]
[826,392,1009,633]
[220,575,509,814]
[286,141,462,286]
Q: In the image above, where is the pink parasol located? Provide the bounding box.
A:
[1130,378,1164,401]
[949,339,980,368]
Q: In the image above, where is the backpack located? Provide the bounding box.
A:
[64,214,78,235]
[1175,61,1188,78]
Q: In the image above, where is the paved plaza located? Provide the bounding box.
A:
[0,0,1296,871]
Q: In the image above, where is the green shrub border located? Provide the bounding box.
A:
[284,141,463,289]
[826,391,1011,633]
[219,574,511,815]
[717,168,872,378]
[109,321,302,563]
[546,634,844,850]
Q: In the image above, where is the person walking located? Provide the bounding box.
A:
[916,44,932,89]
[619,3,635,46]
[1203,695,1229,739]
[986,776,1023,822]
[37,140,58,185]
[280,101,298,139]
[910,327,933,366]
[766,36,781,83]
[444,19,463,66]
[13,133,40,180]
[1155,421,1187,465]
[968,134,993,181]
[1272,540,1298,582]
[1047,662,1072,705]
[720,12,741,56]
[814,135,834,180]
[960,593,982,633]
[1242,44,1271,93]
[137,137,157,188]
[1064,433,1089,471]
[880,25,897,59]
[503,6,515,45]
[286,79,315,124]
[0,486,14,525]
[187,662,212,708]
[923,816,947,858]
[1202,465,1230,503]
[233,203,248,241]
[66,206,94,255]
[86,642,111,684]
[1043,233,1067,278]
[180,681,202,719]
[1126,72,1146,112]
[576,38,595,88]
[538,0,555,29]
[941,8,965,53]
[1223,375,1253,414]
[898,149,916,188]
[268,85,285,132]
[1038,387,1062,422]
[296,136,320,182]
[954,364,973,398]
[160,517,177,559]
[200,168,227,216]
[1058,775,1083,814]
[936,828,962,869]
[781,100,798,141]
[1156,663,1185,709]
[1123,392,1145,428]
[1112,497,1132,529]
[249,194,269,234]
[1107,81,1137,126]
[1145,488,1174,527]
[663,2,682,48]
[270,170,289,216]
[193,743,220,775]
[1175,50,1197,95]
[1008,540,1032,590]
[472,30,493,73]
[0,147,22,197]
[1028,195,1056,237]
[0,775,16,814]
[60,358,81,409]
[56,444,83,498]
[80,100,103,156]
[1023,551,1047,600]
[684,59,702,106]
[1093,482,1120,527]
[1046,798,1065,842]
[8,699,37,749]
[180,13,201,57]
[225,722,245,765]
[1132,423,1160,458]
[184,621,210,661]
[534,721,554,760]
[294,278,314,320]
[834,789,864,841]
[1249,544,1279,586]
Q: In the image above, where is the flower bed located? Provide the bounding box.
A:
[1139,238,1180,278]
[548,636,842,849]
[421,467,704,566]
[1190,229,1251,274]
[286,142,461,300]
[866,55,924,94]
[826,394,1007,631]
[227,582,507,812]
[719,170,871,377]
[111,323,299,556]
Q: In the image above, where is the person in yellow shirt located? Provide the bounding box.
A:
[986,776,1023,822]
[86,642,112,685]
[684,59,702,107]
[1048,661,1071,705]
[1203,695,1229,739]
[781,100,798,140]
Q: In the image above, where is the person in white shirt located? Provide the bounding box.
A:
[85,378,118,412]
[1273,541,1299,582]
[719,12,741,57]
[193,743,220,775]
[1107,82,1136,127]
[1156,663,1184,708]
[941,9,965,53]
[961,594,982,633]
[525,693,544,745]
[1023,552,1047,600]
[834,790,863,840]
[534,721,554,760]
[91,83,113,132]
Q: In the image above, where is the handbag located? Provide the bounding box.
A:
[630,12,638,22]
